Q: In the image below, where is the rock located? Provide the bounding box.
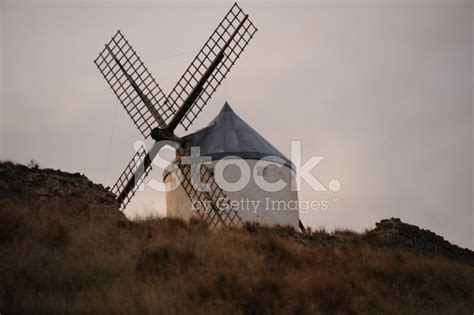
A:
[367,217,474,265]
[0,161,118,208]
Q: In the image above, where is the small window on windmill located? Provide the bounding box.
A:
[208,165,215,177]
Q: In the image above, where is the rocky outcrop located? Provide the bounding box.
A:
[366,218,474,265]
[0,161,117,206]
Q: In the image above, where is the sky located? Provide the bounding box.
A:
[1,0,472,248]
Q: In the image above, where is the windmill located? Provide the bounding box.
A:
[94,3,257,229]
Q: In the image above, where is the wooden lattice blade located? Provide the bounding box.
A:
[94,31,173,137]
[111,142,166,211]
[166,3,257,131]
[175,149,243,229]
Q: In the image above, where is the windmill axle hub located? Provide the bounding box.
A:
[151,127,183,144]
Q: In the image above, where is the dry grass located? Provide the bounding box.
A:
[0,199,473,314]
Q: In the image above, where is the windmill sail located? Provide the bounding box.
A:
[166,3,257,131]
[111,141,173,211]
[94,31,173,136]
[111,145,153,211]
[174,142,244,229]
[176,160,244,229]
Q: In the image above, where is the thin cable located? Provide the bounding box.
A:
[145,50,198,63]
[104,102,119,186]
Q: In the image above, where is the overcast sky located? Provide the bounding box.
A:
[1,0,472,248]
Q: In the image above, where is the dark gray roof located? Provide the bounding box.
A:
[184,102,293,169]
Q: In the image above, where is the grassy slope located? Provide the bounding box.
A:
[0,198,473,314]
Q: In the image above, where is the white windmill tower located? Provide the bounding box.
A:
[94,3,304,231]
[164,102,300,229]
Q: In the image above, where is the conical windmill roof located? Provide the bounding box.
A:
[183,102,293,169]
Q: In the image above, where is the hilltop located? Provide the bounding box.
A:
[0,161,473,313]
